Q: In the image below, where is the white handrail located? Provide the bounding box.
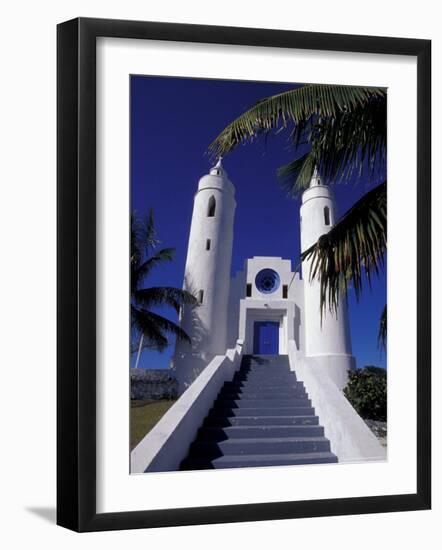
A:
[131,340,244,473]
[288,340,386,463]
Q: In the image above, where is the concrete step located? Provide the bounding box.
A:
[236,373,295,380]
[177,354,337,472]
[189,436,331,457]
[209,406,315,417]
[181,451,338,470]
[214,398,311,408]
[204,415,320,427]
[236,366,293,373]
[218,389,308,399]
[235,369,296,379]
[223,386,306,395]
[223,381,304,391]
[233,375,298,384]
[197,425,325,440]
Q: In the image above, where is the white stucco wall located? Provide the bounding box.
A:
[230,257,303,355]
[288,341,385,463]
[175,169,356,392]
[132,341,244,473]
[174,162,236,390]
[300,176,355,384]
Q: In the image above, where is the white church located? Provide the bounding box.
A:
[131,160,386,473]
[174,159,354,392]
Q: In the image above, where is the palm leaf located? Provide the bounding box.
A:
[132,305,192,350]
[209,84,386,196]
[130,210,196,355]
[301,181,386,315]
[133,286,198,312]
[378,304,387,350]
[277,151,319,196]
[130,210,159,265]
[209,84,385,156]
[131,247,175,291]
[131,305,169,351]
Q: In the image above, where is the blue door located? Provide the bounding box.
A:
[253,321,279,354]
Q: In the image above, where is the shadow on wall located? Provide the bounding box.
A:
[294,304,301,350]
[178,275,210,353]
[172,277,212,390]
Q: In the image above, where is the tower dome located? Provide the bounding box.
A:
[197,158,235,195]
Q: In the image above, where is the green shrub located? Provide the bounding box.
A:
[343,366,387,421]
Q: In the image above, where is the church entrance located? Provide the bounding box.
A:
[253,321,279,355]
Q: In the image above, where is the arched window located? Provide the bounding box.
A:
[207,196,216,217]
[324,206,330,226]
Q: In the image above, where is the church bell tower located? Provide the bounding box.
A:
[174,159,236,391]
[300,169,355,388]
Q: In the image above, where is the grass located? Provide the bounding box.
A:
[130,399,177,450]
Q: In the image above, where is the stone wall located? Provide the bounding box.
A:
[130,369,178,400]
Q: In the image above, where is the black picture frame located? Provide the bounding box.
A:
[57,17,431,532]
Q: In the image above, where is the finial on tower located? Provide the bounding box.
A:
[309,165,323,188]
[210,156,227,177]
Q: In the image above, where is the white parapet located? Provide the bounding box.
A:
[131,340,244,473]
[288,340,386,463]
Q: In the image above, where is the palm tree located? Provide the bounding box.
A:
[131,210,198,364]
[209,84,387,347]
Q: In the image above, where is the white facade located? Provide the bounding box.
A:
[173,162,355,393]
[300,168,355,387]
[174,159,236,390]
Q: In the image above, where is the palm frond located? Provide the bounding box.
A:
[131,247,175,291]
[133,286,198,312]
[278,100,386,194]
[301,181,386,314]
[130,209,160,265]
[277,152,318,196]
[130,210,195,355]
[209,84,386,159]
[210,84,386,196]
[378,304,387,350]
[131,305,169,351]
[131,305,192,350]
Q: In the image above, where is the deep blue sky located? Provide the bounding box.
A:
[130,75,386,370]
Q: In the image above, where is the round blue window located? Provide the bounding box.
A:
[255,269,280,294]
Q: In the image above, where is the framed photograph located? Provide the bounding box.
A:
[57,17,431,532]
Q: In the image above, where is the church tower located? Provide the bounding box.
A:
[174,159,236,391]
[300,169,355,388]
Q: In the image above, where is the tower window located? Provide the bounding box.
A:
[207,196,216,217]
[197,290,204,304]
[324,206,330,226]
[206,239,211,250]
[246,283,252,297]
[282,285,288,299]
